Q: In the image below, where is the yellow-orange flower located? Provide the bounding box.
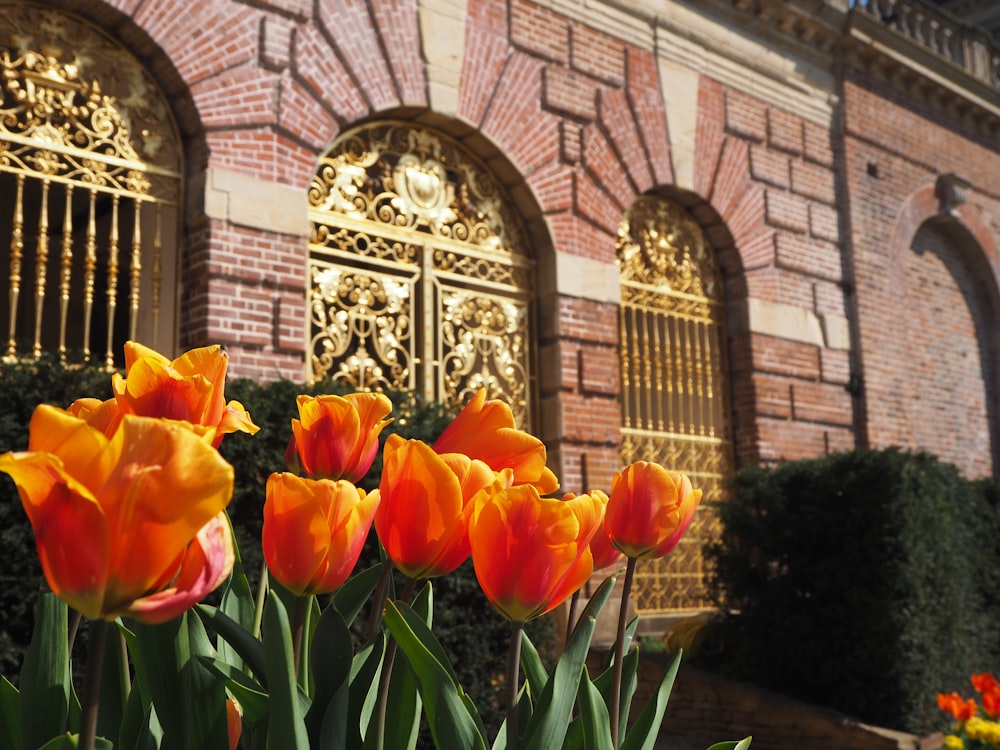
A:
[375,435,498,579]
[468,485,604,622]
[288,393,393,482]
[97,341,259,445]
[433,389,558,493]
[0,405,235,623]
[262,472,378,596]
[605,462,703,560]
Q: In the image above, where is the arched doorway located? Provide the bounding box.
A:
[0,2,182,367]
[617,195,735,613]
[307,121,537,427]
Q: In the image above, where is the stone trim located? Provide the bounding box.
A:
[731,297,852,350]
[199,167,310,237]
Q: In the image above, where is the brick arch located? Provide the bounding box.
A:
[885,185,1000,476]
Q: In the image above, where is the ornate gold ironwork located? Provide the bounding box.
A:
[0,2,182,365]
[308,122,535,425]
[617,196,735,613]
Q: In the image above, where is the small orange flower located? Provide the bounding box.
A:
[288,393,393,482]
[972,674,1000,694]
[468,485,604,622]
[983,690,1000,720]
[262,473,378,596]
[579,490,624,571]
[72,341,259,446]
[433,389,558,493]
[375,435,498,579]
[938,692,978,722]
[605,461,703,560]
[0,405,235,623]
[226,698,243,750]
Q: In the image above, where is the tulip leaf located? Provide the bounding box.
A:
[333,561,388,627]
[619,650,681,750]
[1,676,21,750]
[520,576,615,750]
[519,634,547,703]
[705,740,752,750]
[19,591,70,750]
[35,734,113,749]
[382,600,487,750]
[262,594,309,750]
[592,646,639,741]
[130,613,229,750]
[97,624,130,743]
[117,680,164,750]
[218,521,257,669]
[347,635,386,748]
[195,604,269,687]
[317,682,350,750]
[305,605,353,747]
[199,657,269,723]
[573,669,613,750]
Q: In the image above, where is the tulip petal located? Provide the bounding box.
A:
[123,512,236,624]
[263,473,335,596]
[0,451,110,620]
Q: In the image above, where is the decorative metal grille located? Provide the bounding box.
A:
[308,122,535,425]
[617,196,734,613]
[0,2,182,367]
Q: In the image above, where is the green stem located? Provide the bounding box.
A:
[506,621,525,750]
[609,557,637,750]
[367,560,392,640]
[292,595,309,680]
[79,618,111,750]
[374,575,417,750]
[68,609,82,652]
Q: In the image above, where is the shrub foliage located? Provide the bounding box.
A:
[706,448,1000,733]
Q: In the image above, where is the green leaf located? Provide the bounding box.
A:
[347,636,386,749]
[34,734,114,749]
[333,561,388,627]
[262,594,309,750]
[619,651,681,750]
[130,612,229,750]
[521,576,615,750]
[574,670,613,750]
[1,676,21,750]
[19,591,70,750]
[195,604,269,686]
[592,647,639,741]
[305,606,354,748]
[382,600,487,750]
[200,657,269,723]
[218,518,257,670]
[117,683,164,750]
[519,634,547,703]
[705,740,752,750]
[97,624,130,743]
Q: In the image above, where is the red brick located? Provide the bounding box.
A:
[767,109,804,155]
[791,160,837,204]
[542,66,599,122]
[510,0,569,63]
[764,190,810,233]
[724,90,767,142]
[749,145,790,188]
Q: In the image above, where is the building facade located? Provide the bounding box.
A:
[1,0,998,616]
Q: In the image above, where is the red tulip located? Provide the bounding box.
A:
[262,472,378,596]
[605,462,703,560]
[289,393,393,482]
[433,389,558,493]
[375,435,498,579]
[0,405,235,623]
[938,692,977,721]
[468,485,604,622]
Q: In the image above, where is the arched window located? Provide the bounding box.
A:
[617,195,734,613]
[0,3,182,367]
[307,122,536,426]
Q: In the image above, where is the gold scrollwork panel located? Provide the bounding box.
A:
[618,196,734,614]
[308,122,535,426]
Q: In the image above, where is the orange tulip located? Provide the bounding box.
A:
[375,435,498,579]
[104,341,259,445]
[262,472,378,596]
[0,405,235,623]
[578,490,624,570]
[938,692,977,721]
[468,485,604,622]
[289,393,393,482]
[226,698,243,750]
[433,389,558,493]
[973,673,1000,694]
[605,461,703,560]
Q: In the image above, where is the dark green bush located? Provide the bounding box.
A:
[705,448,999,733]
[0,359,552,740]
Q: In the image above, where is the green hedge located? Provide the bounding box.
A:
[705,448,1000,733]
[0,358,552,742]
